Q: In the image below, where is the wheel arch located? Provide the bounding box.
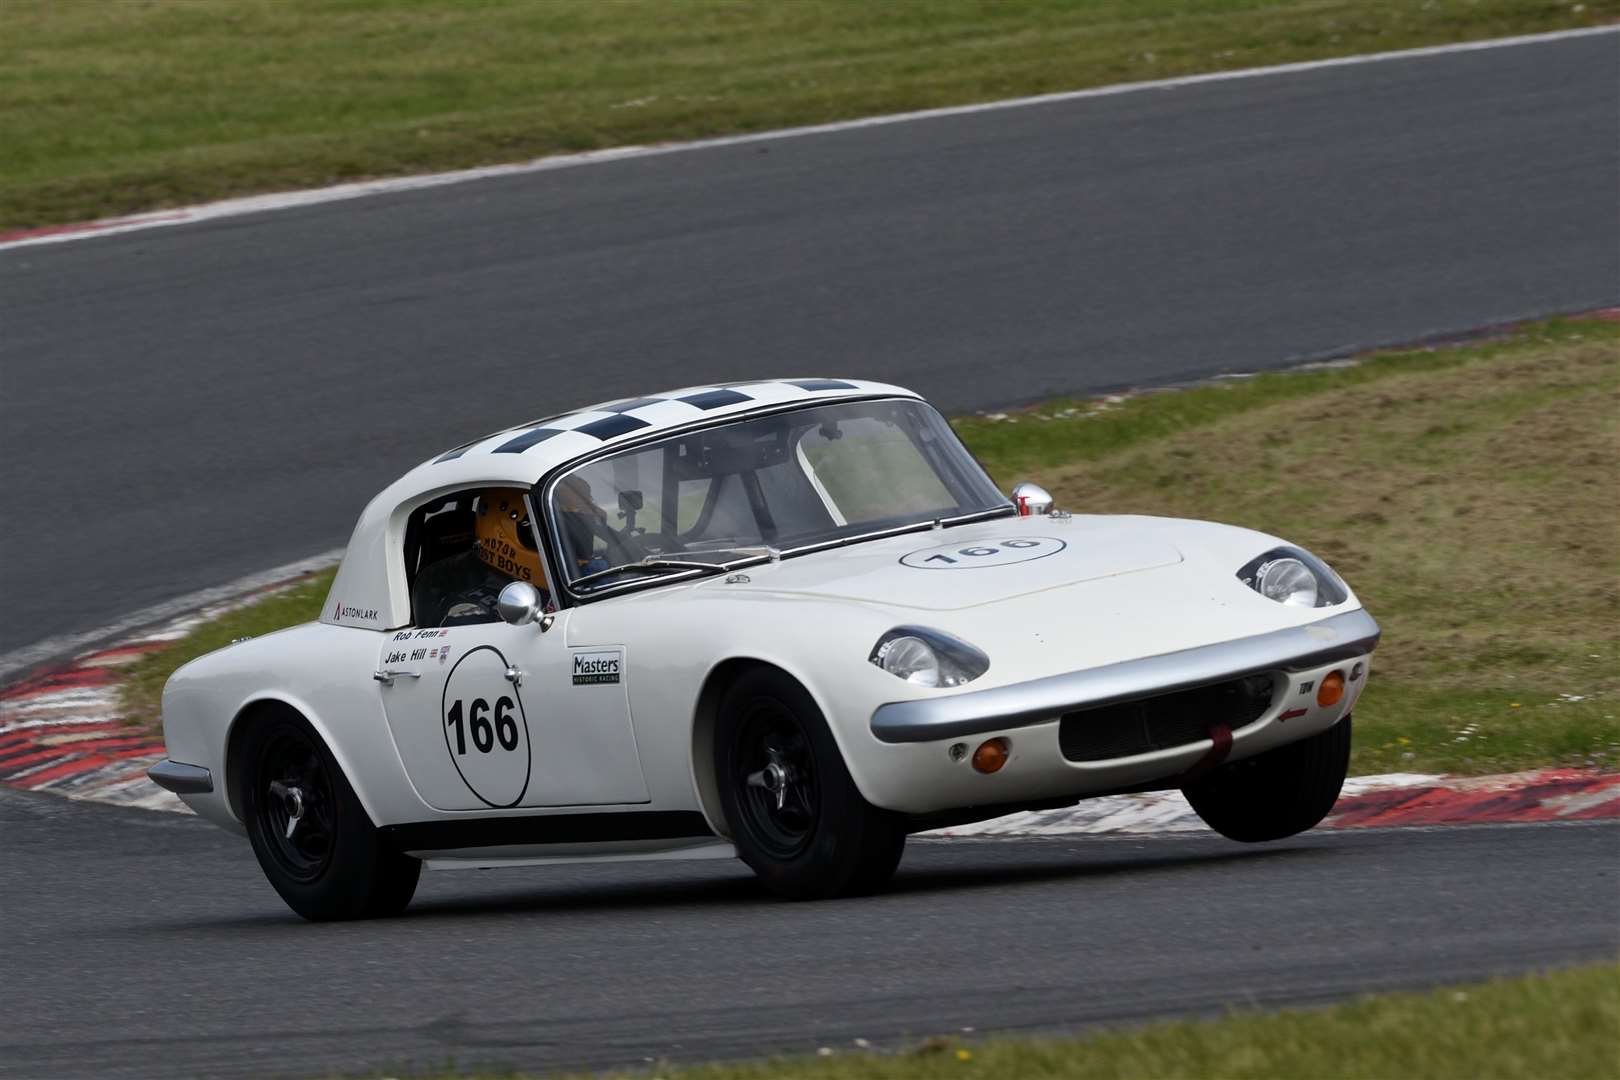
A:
[223,694,383,827]
[690,656,841,840]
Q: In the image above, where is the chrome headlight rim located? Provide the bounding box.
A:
[869,626,990,689]
[1237,546,1348,608]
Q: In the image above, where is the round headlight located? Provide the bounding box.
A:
[876,635,942,687]
[1257,557,1319,607]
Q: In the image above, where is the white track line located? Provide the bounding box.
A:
[1,25,1612,253]
[0,549,342,684]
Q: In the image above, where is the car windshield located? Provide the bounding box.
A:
[547,398,1010,592]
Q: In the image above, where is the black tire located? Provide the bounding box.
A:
[1183,715,1353,843]
[235,709,421,921]
[715,668,906,900]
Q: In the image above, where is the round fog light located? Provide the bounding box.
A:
[1317,671,1346,707]
[971,738,1010,774]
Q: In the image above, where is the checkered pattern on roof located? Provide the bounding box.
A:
[433,378,863,463]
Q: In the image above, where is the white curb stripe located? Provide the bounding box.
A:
[1,26,1612,253]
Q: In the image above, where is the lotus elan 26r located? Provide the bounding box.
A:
[151,378,1379,920]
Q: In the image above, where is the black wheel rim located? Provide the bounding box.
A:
[254,728,337,882]
[733,698,819,860]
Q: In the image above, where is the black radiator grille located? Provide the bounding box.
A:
[1058,674,1276,763]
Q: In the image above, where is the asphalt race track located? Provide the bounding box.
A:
[2,32,1618,657]
[1,787,1615,1080]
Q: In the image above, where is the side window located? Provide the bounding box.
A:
[404,487,549,628]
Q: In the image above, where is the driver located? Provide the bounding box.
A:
[555,474,616,577]
[412,488,547,626]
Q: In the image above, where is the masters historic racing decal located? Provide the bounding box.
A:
[899,536,1066,569]
[572,648,623,686]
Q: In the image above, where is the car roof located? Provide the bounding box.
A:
[322,377,923,630]
[400,377,921,490]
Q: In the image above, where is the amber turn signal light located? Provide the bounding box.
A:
[972,738,1010,774]
[1317,671,1346,708]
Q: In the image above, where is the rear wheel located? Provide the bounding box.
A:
[1183,715,1353,842]
[716,669,905,899]
[235,709,420,920]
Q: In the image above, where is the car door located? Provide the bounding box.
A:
[375,614,649,811]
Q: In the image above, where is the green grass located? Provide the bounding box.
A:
[419,964,1620,1080]
[118,316,1620,775]
[5,0,1616,230]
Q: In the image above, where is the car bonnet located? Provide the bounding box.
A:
[712,516,1183,612]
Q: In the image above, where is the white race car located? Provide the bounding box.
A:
[152,379,1378,920]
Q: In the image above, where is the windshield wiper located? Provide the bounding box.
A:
[940,506,1018,527]
[570,557,734,591]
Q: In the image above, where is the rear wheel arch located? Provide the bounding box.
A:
[229,699,420,920]
[225,699,305,824]
[224,698,374,827]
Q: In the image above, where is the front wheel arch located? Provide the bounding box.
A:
[691,659,802,840]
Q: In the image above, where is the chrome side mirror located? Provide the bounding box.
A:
[496,581,543,626]
[1009,481,1054,517]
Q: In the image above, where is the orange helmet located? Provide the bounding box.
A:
[474,488,545,587]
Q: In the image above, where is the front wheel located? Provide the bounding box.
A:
[1183,716,1353,843]
[716,669,906,899]
[235,709,420,920]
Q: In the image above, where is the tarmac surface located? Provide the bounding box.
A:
[1,787,1615,1079]
[2,31,1617,656]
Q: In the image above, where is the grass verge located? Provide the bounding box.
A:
[116,316,1620,775]
[424,964,1620,1080]
[5,0,1617,230]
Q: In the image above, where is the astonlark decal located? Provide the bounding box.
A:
[333,601,381,623]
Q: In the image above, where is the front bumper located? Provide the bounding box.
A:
[870,608,1379,744]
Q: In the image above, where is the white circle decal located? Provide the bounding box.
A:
[441,645,532,808]
[900,536,1067,569]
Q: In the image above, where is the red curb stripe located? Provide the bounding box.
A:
[0,668,118,700]
[24,752,161,788]
[0,749,80,775]
[21,755,115,786]
[109,744,164,760]
[0,211,189,245]
[20,735,159,758]
[80,642,168,664]
[0,722,127,751]
[1324,774,1620,828]
[1,740,163,783]
[0,734,156,765]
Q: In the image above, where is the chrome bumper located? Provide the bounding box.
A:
[870,608,1380,744]
[148,759,214,795]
